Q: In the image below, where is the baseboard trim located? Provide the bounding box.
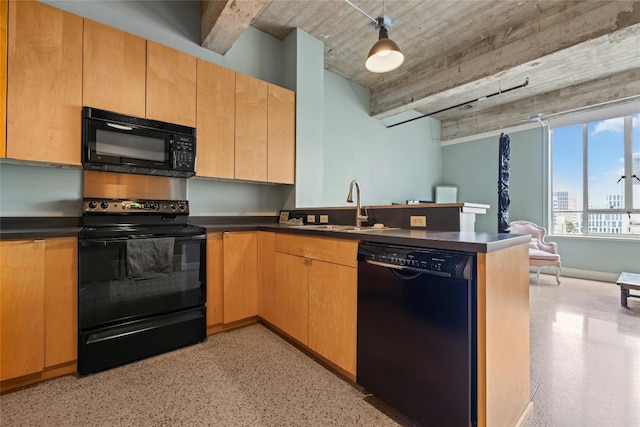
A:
[558,268,619,283]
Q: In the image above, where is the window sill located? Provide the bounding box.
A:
[549,233,640,243]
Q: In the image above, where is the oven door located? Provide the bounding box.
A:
[78,232,206,331]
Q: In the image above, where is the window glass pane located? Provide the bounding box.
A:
[552,125,583,234]
[587,119,625,210]
[633,114,640,209]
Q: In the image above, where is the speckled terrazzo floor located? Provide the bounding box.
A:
[0,324,400,427]
[2,275,639,426]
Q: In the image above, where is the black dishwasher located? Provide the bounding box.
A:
[357,243,477,427]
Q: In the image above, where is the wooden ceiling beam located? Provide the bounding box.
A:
[201,0,269,55]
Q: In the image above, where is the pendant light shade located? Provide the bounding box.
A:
[365,25,404,73]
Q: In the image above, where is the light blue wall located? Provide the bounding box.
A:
[0,163,82,217]
[322,71,440,206]
[1,1,437,218]
[442,126,639,275]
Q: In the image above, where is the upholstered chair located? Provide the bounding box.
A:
[509,220,561,285]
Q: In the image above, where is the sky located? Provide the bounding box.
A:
[552,114,640,211]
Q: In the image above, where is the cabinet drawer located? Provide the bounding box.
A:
[275,234,357,268]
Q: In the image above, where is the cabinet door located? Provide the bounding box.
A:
[206,232,224,328]
[267,84,295,184]
[7,0,82,165]
[0,240,45,380]
[273,252,309,345]
[257,232,276,324]
[0,0,7,158]
[44,237,77,368]
[308,260,357,375]
[235,73,267,181]
[223,232,258,323]
[83,19,146,117]
[146,41,197,127]
[196,60,235,179]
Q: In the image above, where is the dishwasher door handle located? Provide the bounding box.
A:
[364,259,452,278]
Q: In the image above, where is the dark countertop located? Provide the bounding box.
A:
[1,216,529,253]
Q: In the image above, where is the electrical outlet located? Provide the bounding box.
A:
[307,214,316,224]
[410,215,427,227]
[319,215,329,224]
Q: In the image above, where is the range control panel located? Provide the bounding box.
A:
[83,198,189,214]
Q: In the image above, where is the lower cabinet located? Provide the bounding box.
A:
[308,259,357,376]
[271,234,358,376]
[0,237,77,385]
[223,231,258,324]
[206,232,224,329]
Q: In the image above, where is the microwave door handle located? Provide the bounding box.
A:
[171,150,177,169]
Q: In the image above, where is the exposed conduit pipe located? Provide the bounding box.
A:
[385,78,529,128]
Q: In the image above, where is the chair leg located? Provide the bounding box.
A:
[555,267,561,285]
[536,268,540,279]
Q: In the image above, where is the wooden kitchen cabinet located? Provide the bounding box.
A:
[83,19,146,117]
[206,232,224,331]
[1,237,77,389]
[44,237,77,368]
[267,84,295,184]
[0,239,45,381]
[308,259,357,376]
[196,60,236,179]
[6,0,82,165]
[223,231,258,324]
[1,0,7,158]
[146,40,197,127]
[273,252,309,344]
[273,233,358,375]
[257,232,276,325]
[235,73,268,182]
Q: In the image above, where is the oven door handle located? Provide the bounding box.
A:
[80,234,206,246]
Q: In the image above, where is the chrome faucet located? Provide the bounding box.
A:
[347,179,368,228]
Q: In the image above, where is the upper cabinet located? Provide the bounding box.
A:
[196,59,235,179]
[233,73,296,184]
[1,0,7,158]
[235,73,268,182]
[147,41,197,127]
[267,84,295,184]
[83,19,146,118]
[6,0,82,165]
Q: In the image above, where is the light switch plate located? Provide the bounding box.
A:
[307,214,316,224]
[410,215,427,227]
[319,215,329,223]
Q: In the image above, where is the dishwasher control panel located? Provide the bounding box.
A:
[358,243,473,279]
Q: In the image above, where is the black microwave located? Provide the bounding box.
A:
[82,107,197,178]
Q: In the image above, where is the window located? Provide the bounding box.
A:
[551,111,640,237]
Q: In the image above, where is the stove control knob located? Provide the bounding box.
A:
[178,203,186,210]
[170,203,177,210]
[100,201,109,210]
[88,201,97,209]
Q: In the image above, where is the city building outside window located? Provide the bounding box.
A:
[551,109,640,238]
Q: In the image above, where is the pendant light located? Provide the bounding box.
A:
[365,16,404,73]
[343,0,404,73]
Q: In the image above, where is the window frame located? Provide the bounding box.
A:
[549,106,640,239]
